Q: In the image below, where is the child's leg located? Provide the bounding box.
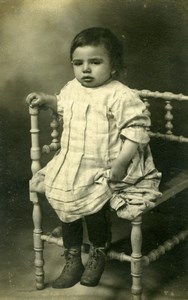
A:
[85,204,111,247]
[61,218,83,248]
[80,205,111,287]
[52,219,84,289]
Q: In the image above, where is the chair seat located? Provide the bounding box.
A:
[155,170,188,207]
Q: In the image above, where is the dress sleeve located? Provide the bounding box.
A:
[112,88,151,144]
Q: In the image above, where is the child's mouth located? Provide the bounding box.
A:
[82,76,94,82]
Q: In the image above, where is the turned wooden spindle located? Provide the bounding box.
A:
[33,202,44,290]
[42,112,60,153]
[131,216,143,300]
[107,250,131,262]
[165,100,173,135]
[29,106,45,290]
[30,107,41,175]
[135,89,188,101]
[143,229,188,266]
[41,235,64,247]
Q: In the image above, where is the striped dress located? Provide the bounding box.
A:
[43,79,161,222]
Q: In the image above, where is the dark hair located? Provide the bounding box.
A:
[70,27,124,77]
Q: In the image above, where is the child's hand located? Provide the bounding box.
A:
[109,164,126,182]
[26,92,48,108]
[29,173,45,194]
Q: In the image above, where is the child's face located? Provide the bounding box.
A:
[72,45,114,88]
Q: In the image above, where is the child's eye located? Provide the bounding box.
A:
[91,60,102,65]
[72,60,83,66]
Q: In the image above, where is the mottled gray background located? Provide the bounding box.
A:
[0,0,188,203]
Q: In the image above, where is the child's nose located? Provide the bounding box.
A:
[83,62,91,73]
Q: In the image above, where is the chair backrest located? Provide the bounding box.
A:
[29,89,188,177]
[134,89,188,143]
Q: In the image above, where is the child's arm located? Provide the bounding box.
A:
[26,92,57,112]
[109,139,138,182]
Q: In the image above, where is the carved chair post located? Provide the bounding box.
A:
[29,106,45,290]
[131,216,143,300]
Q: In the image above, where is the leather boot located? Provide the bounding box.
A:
[52,246,84,288]
[80,246,106,287]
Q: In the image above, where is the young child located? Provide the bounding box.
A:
[26,27,161,289]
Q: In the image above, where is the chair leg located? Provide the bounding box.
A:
[31,192,45,289]
[131,216,143,300]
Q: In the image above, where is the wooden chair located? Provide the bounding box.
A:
[29,89,188,300]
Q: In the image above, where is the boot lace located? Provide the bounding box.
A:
[63,249,79,272]
[87,247,105,270]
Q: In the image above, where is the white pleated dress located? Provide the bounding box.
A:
[43,79,161,222]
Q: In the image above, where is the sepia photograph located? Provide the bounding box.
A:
[0,1,188,299]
